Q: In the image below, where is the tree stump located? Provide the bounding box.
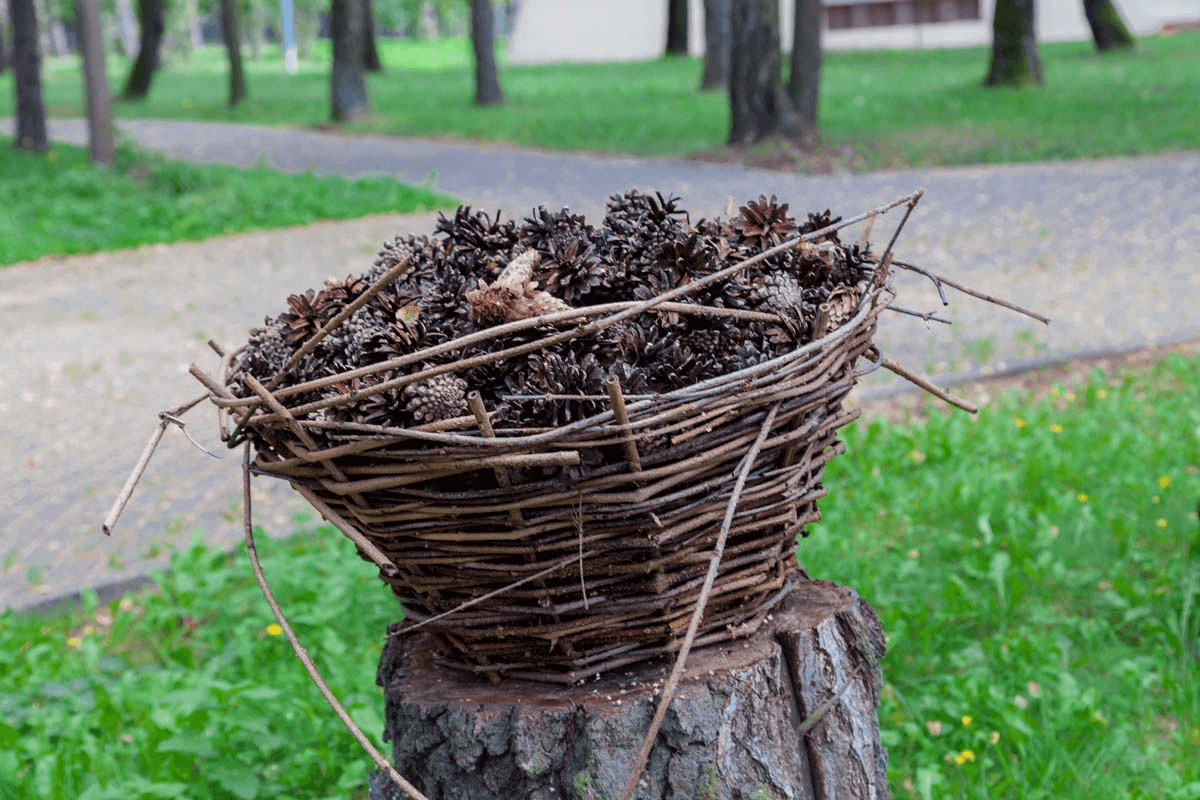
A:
[369,579,890,800]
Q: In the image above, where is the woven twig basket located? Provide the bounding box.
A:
[197,198,910,684]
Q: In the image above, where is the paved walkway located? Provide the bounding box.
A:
[2,118,1198,612]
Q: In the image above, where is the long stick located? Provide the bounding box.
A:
[893,259,1049,324]
[101,392,210,536]
[880,357,979,413]
[239,448,430,800]
[618,402,782,800]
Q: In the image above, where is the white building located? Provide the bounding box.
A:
[506,0,1197,64]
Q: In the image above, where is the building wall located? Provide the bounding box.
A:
[506,0,1191,65]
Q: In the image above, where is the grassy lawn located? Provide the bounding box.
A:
[4,33,1198,168]
[2,351,1198,798]
[0,136,454,266]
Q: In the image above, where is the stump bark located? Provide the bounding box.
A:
[370,579,889,800]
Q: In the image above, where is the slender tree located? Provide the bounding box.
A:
[788,0,820,133]
[699,0,729,90]
[469,0,502,105]
[9,0,47,149]
[330,0,368,120]
[665,0,687,55]
[77,0,115,163]
[1083,0,1134,51]
[728,0,797,144]
[983,0,1043,87]
[219,0,246,106]
[363,0,381,71]
[122,0,165,99]
[0,0,10,75]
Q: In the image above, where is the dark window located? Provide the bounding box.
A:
[825,0,980,30]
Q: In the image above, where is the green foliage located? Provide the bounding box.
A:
[0,137,454,266]
[5,32,1198,166]
[0,523,402,799]
[2,354,1197,797]
[808,353,1200,798]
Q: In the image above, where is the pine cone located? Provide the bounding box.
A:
[402,374,468,424]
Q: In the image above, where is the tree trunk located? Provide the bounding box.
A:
[296,2,317,57]
[10,0,47,149]
[699,0,729,90]
[219,0,245,106]
[788,0,821,134]
[121,0,164,99]
[0,0,10,74]
[470,0,502,105]
[1083,0,1133,51]
[329,0,368,121]
[244,0,263,60]
[113,0,137,56]
[983,0,1043,88]
[371,580,890,800]
[665,0,687,55]
[77,0,115,163]
[728,0,798,145]
[185,0,201,48]
[363,0,381,71]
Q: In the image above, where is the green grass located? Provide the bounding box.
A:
[6,33,1198,167]
[2,353,1198,798]
[0,136,454,266]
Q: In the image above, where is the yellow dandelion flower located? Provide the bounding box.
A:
[989,731,1000,746]
[1157,519,1167,529]
[1159,475,1171,490]
[1077,493,1089,503]
[956,749,975,764]
[962,715,973,727]
[1095,389,1108,399]
[266,624,283,636]
[1049,423,1063,433]
[1064,392,1076,402]
[67,637,82,648]
[1015,417,1027,428]
[1050,387,1060,396]
[83,626,95,636]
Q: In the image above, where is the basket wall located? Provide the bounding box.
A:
[241,291,884,683]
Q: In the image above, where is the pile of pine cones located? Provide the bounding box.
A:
[232,191,873,437]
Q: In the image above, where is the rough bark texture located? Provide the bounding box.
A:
[728,0,797,145]
[1083,0,1134,51]
[371,580,889,800]
[665,0,688,55]
[470,0,503,105]
[10,0,47,149]
[363,0,382,72]
[788,0,821,133]
[219,0,246,107]
[77,0,115,163]
[330,0,368,121]
[122,0,164,99]
[699,0,729,90]
[983,0,1043,88]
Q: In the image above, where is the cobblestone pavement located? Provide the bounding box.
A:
[2,118,1197,612]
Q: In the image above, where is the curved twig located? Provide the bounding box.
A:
[240,447,430,800]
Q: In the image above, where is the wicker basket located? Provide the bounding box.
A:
[201,216,899,684]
